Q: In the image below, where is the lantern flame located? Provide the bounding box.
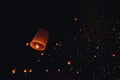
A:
[35,44,40,48]
[30,28,49,51]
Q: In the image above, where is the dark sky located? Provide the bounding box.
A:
[2,0,120,35]
[1,0,120,79]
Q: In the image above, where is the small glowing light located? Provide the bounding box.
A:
[93,55,97,58]
[45,68,49,72]
[23,69,27,73]
[59,43,62,46]
[96,45,99,50]
[29,69,32,73]
[67,61,71,65]
[55,43,59,46]
[35,44,39,48]
[74,17,78,22]
[30,28,49,51]
[112,54,116,57]
[76,71,79,74]
[26,42,29,46]
[57,69,61,72]
[41,53,44,56]
[12,68,16,74]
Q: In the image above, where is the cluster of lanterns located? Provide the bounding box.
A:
[26,17,79,52]
[12,29,49,75]
[11,68,32,75]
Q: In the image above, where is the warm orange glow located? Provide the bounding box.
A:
[35,44,40,48]
[30,28,49,51]
[112,54,116,57]
[12,68,16,74]
[23,69,27,73]
[29,69,32,73]
[67,61,71,65]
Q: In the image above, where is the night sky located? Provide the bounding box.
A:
[1,0,120,80]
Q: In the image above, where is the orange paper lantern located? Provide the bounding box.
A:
[30,28,49,51]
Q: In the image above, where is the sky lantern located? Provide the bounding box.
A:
[74,17,78,22]
[12,68,16,74]
[29,68,32,73]
[67,60,71,65]
[23,68,27,73]
[30,28,49,51]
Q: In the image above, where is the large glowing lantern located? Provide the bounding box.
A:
[30,28,49,51]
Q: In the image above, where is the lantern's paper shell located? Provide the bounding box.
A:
[30,28,49,51]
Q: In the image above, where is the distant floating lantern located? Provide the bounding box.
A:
[23,68,27,73]
[93,55,97,59]
[74,17,78,22]
[67,61,71,65]
[30,28,49,51]
[26,42,29,46]
[12,68,16,74]
[45,68,49,72]
[29,68,32,73]
[57,69,61,72]
[40,52,44,56]
[112,53,116,57]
